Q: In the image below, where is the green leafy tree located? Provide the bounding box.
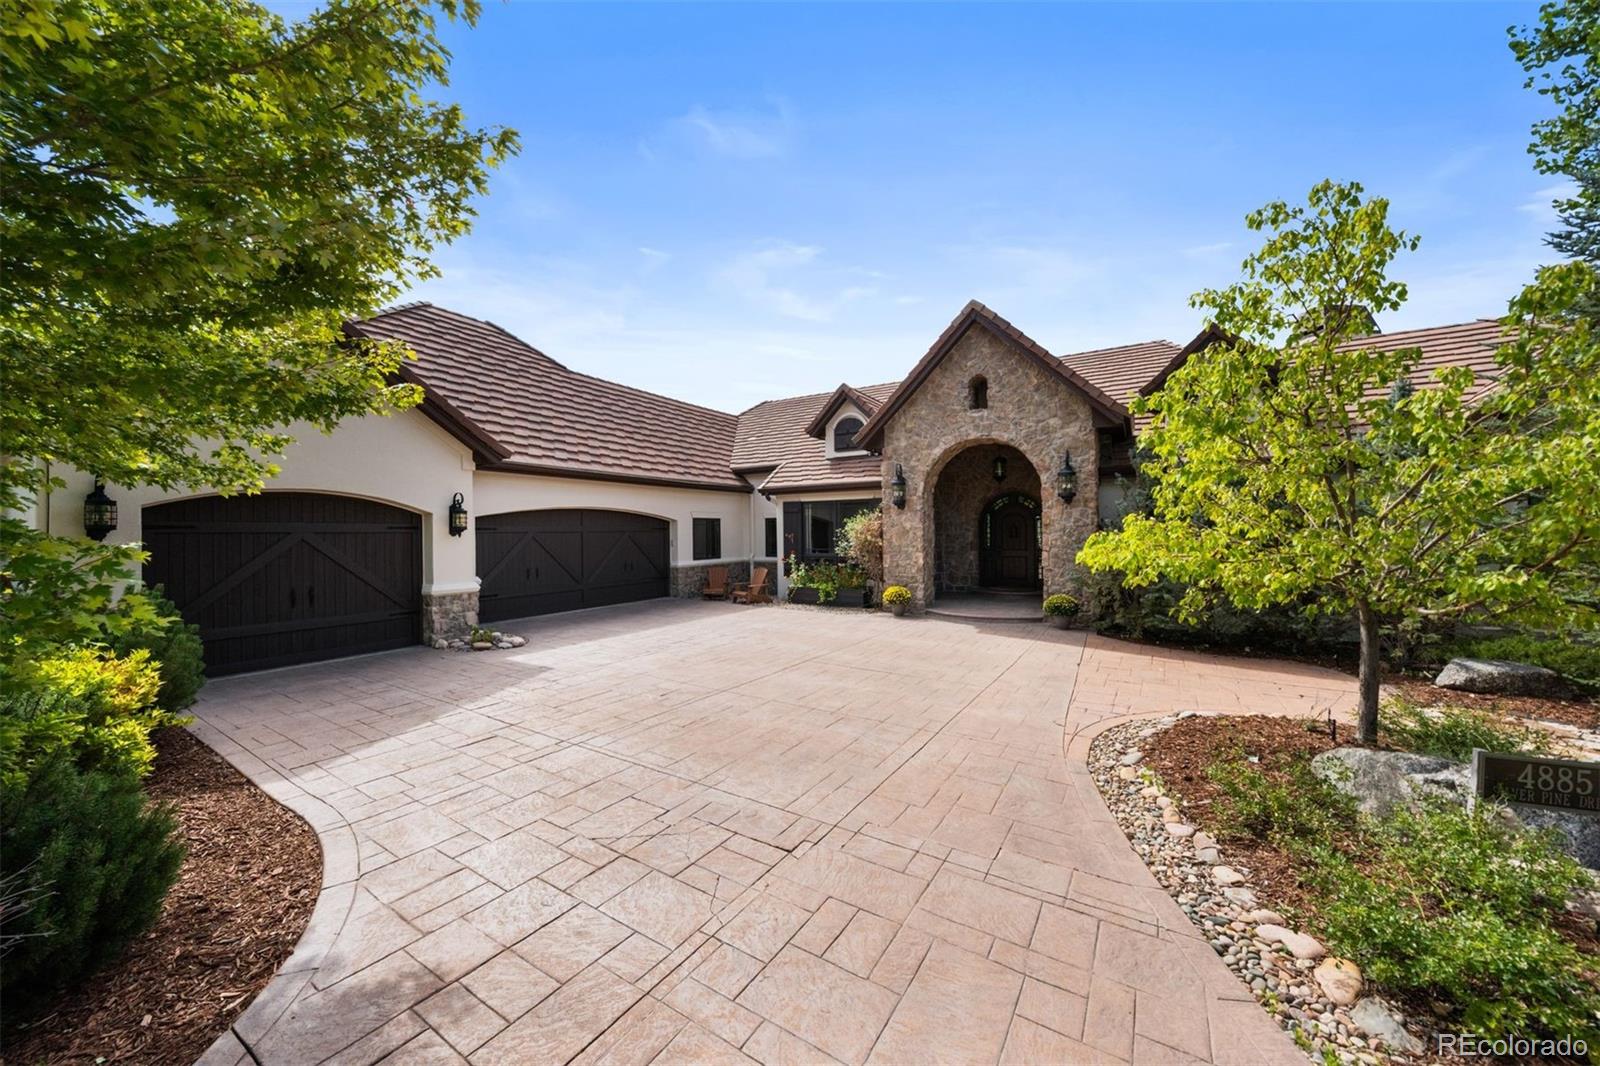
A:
[1512,0,1600,320]
[0,0,517,665]
[1079,181,1600,742]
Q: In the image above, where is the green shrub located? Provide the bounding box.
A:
[1313,801,1598,1047]
[1442,633,1600,690]
[0,756,185,1017]
[1206,756,1359,847]
[1085,570,1345,654]
[1380,695,1550,760]
[835,509,884,587]
[1043,594,1079,617]
[787,556,868,603]
[108,587,204,712]
[0,650,185,788]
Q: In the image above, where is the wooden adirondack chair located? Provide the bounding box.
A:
[731,566,772,604]
[702,565,729,600]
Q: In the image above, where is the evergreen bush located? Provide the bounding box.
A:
[0,756,185,1016]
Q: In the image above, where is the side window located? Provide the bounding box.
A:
[692,517,721,560]
[764,517,777,558]
[832,416,864,452]
[969,376,988,410]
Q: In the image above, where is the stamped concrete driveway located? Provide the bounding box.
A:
[193,600,1355,1066]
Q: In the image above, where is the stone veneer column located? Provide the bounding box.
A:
[422,589,479,644]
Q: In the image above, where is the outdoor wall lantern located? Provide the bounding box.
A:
[448,492,469,536]
[890,464,907,509]
[83,479,118,542]
[992,456,1007,482]
[1055,452,1078,503]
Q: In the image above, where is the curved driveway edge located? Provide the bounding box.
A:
[186,601,1356,1066]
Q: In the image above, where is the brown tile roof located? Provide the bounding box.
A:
[1338,319,1507,402]
[734,382,898,493]
[348,303,747,491]
[348,301,1507,499]
[856,301,1130,450]
[1058,339,1183,406]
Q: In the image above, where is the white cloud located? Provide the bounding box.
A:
[1517,181,1579,220]
[652,100,795,160]
[1181,241,1233,259]
[713,241,877,322]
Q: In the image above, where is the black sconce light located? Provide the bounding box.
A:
[890,464,907,509]
[992,456,1007,482]
[1055,452,1078,503]
[83,479,118,542]
[448,492,468,536]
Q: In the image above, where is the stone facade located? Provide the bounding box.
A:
[670,559,754,598]
[931,442,1040,591]
[879,325,1100,607]
[421,589,479,643]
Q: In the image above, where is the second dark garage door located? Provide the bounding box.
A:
[476,509,669,622]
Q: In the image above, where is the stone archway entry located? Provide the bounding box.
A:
[980,491,1041,588]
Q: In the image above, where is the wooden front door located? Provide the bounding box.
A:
[980,493,1041,588]
[142,493,423,675]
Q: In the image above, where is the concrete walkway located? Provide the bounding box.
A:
[193,600,1356,1066]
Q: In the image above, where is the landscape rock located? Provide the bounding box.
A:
[1241,909,1285,925]
[1314,958,1363,1006]
[471,641,493,651]
[1350,998,1423,1054]
[432,638,449,650]
[1434,657,1567,698]
[1255,924,1326,960]
[1120,749,1144,766]
[1316,748,1600,869]
[1517,805,1600,871]
[1165,823,1194,838]
[1212,866,1245,886]
[1310,747,1465,817]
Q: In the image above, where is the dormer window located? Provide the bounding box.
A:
[833,416,864,452]
[969,376,988,410]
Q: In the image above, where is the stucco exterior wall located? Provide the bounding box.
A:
[40,409,479,593]
[471,470,752,577]
[878,325,1101,607]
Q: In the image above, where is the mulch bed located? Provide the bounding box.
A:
[4,727,321,1065]
[1142,714,1346,916]
[1387,675,1599,731]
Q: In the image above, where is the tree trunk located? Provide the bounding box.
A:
[1356,602,1381,744]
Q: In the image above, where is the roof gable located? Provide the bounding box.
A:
[802,383,881,440]
[856,301,1130,450]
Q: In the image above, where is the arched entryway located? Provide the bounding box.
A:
[930,442,1042,593]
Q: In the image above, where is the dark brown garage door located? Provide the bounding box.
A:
[477,509,669,623]
[143,493,423,675]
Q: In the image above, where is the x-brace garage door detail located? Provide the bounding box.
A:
[476,509,669,623]
[142,493,422,675]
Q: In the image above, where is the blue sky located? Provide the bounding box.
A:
[285,2,1560,412]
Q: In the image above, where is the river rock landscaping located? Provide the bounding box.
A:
[1091,712,1600,1066]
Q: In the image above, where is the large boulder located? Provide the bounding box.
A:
[1313,746,1600,870]
[1310,747,1467,817]
[1434,657,1567,697]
